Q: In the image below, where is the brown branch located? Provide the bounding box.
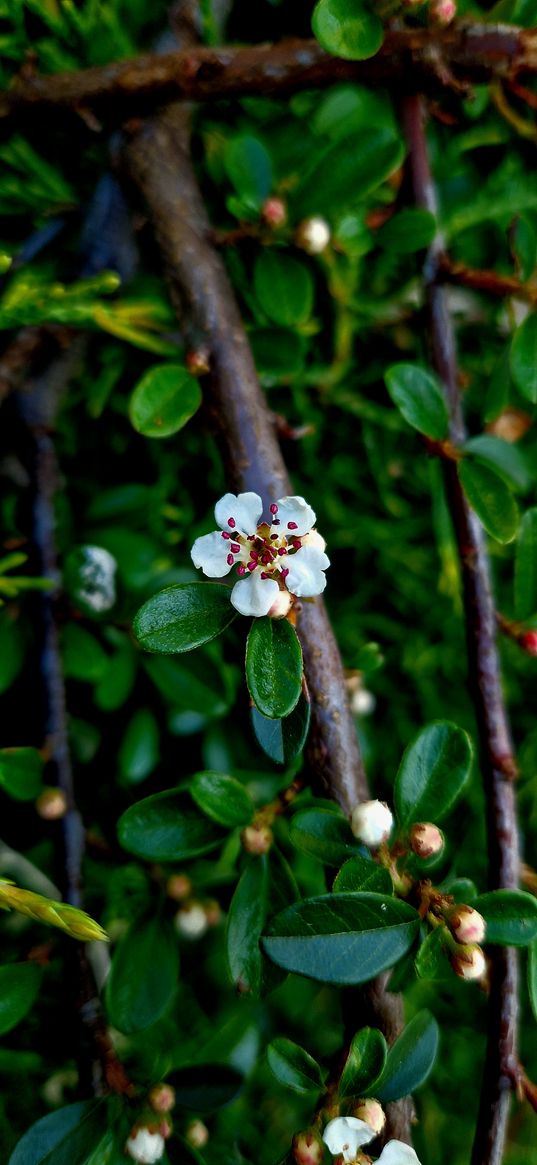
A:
[2,25,537,123]
[439,255,537,304]
[403,93,520,1165]
[120,8,413,1142]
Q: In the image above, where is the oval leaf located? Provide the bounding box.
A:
[375,1010,439,1102]
[117,788,224,861]
[472,890,537,946]
[246,616,303,719]
[296,128,404,219]
[339,1027,388,1099]
[267,1037,324,1094]
[384,364,449,440]
[251,693,311,764]
[262,893,420,985]
[226,857,269,996]
[129,363,202,438]
[528,939,537,1023]
[190,771,255,828]
[515,507,537,618]
[224,134,273,210]
[0,963,42,1036]
[8,1101,103,1165]
[394,721,473,828]
[333,856,393,894]
[133,583,237,653]
[106,912,179,1034]
[510,313,537,403]
[0,748,43,801]
[462,434,531,493]
[289,808,365,867]
[458,458,519,544]
[312,0,383,61]
[254,251,314,328]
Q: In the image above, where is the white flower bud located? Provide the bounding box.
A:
[350,800,393,848]
[351,1098,385,1136]
[174,902,208,940]
[125,1128,165,1164]
[449,905,486,945]
[296,216,331,255]
[350,688,376,717]
[268,589,293,618]
[241,823,273,855]
[450,944,487,982]
[409,822,444,859]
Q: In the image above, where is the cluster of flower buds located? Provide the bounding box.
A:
[446,905,487,981]
[125,1084,176,1162]
[321,1110,422,1164]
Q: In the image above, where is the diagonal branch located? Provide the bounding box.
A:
[403,93,520,1165]
[2,24,537,123]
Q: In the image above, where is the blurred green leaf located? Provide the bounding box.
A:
[312,0,383,61]
[0,748,43,801]
[515,507,537,618]
[8,1101,104,1165]
[267,1037,324,1094]
[224,135,273,211]
[254,252,314,328]
[129,364,202,438]
[106,912,178,1034]
[458,459,519,544]
[384,364,449,441]
[118,708,160,785]
[339,1026,387,1099]
[289,808,364,867]
[0,963,42,1036]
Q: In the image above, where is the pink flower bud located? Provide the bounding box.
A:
[35,788,68,820]
[449,905,486,945]
[148,1084,176,1114]
[450,944,487,981]
[521,630,537,656]
[351,1098,385,1136]
[241,823,273,855]
[350,800,393,848]
[292,1129,324,1165]
[166,874,192,902]
[268,589,293,618]
[262,197,287,228]
[409,822,444,859]
[186,1120,209,1149]
[430,0,456,22]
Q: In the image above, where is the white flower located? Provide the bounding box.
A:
[191,492,329,617]
[322,1117,421,1165]
[350,800,394,848]
[125,1127,165,1164]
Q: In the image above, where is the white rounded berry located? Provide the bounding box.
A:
[449,906,486,945]
[350,800,393,848]
[409,822,444,859]
[296,216,331,255]
[450,945,487,981]
[351,1098,385,1136]
[125,1128,165,1164]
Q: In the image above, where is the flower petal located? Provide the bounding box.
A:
[322,1117,375,1159]
[274,495,316,536]
[191,531,233,578]
[231,573,280,617]
[376,1142,423,1165]
[284,545,330,598]
[300,529,326,553]
[214,492,263,535]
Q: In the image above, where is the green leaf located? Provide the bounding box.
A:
[94,638,137,711]
[262,893,420,985]
[133,583,237,653]
[384,364,449,440]
[339,1027,387,1099]
[128,363,202,438]
[190,771,255,828]
[118,708,160,784]
[62,624,108,683]
[458,459,520,544]
[168,1064,243,1110]
[415,928,451,981]
[144,650,232,718]
[289,808,365,867]
[394,721,473,828]
[0,748,43,801]
[267,1037,324,1094]
[246,616,303,719]
[515,507,537,618]
[375,1011,440,1102]
[226,856,269,996]
[8,1101,104,1165]
[333,855,393,894]
[106,912,179,1034]
[513,215,537,281]
[472,890,537,946]
[0,963,42,1036]
[224,135,273,210]
[510,314,537,403]
[117,788,225,861]
[251,693,311,764]
[296,128,404,219]
[462,435,531,493]
[254,252,314,328]
[312,0,383,61]
[377,209,436,253]
[528,939,537,1023]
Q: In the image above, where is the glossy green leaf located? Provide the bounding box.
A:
[472,890,537,946]
[510,314,537,403]
[513,215,537,280]
[117,788,224,861]
[226,856,269,996]
[133,583,236,653]
[190,771,255,828]
[515,507,537,618]
[485,346,511,423]
[462,435,531,493]
[267,1037,324,1094]
[8,1101,104,1165]
[246,616,303,719]
[94,638,137,711]
[262,893,420,985]
[377,209,436,253]
[375,1011,439,1102]
[144,650,232,718]
[168,1064,243,1110]
[415,928,451,981]
[0,748,43,801]
[62,624,108,682]
[458,459,519,544]
[129,363,202,438]
[224,135,273,210]
[251,693,311,764]
[289,808,364,866]
[394,721,473,828]
[528,939,537,1023]
[312,0,383,61]
[384,364,449,440]
[333,855,393,894]
[0,963,42,1035]
[106,912,179,1033]
[339,1027,387,1099]
[254,252,314,328]
[296,128,404,218]
[118,708,159,784]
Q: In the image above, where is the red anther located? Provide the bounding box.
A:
[237,565,246,576]
[272,518,280,525]
[281,568,289,578]
[228,517,236,528]
[288,521,298,530]
[226,554,234,566]
[292,538,301,549]
[278,547,287,556]
[248,562,256,572]
[221,531,230,540]
[270,503,278,514]
[262,553,271,564]
[260,572,268,579]
[230,542,240,553]
[270,534,278,540]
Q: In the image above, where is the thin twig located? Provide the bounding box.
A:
[403,93,521,1165]
[2,25,537,123]
[439,255,537,304]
